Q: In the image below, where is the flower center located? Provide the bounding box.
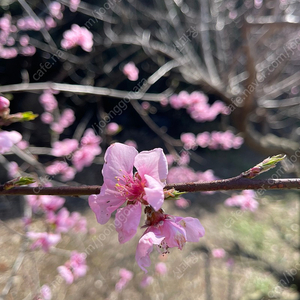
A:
[115,172,146,203]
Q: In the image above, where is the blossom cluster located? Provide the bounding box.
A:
[224,190,259,212]
[168,91,229,122]
[89,143,205,272]
[181,130,244,150]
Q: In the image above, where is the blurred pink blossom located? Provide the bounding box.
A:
[70,0,81,12]
[7,161,19,178]
[17,140,29,150]
[17,17,44,31]
[51,139,79,157]
[27,232,61,252]
[155,262,167,275]
[175,197,190,209]
[40,195,65,212]
[123,62,139,81]
[125,140,137,149]
[41,112,54,124]
[57,251,87,284]
[106,122,119,135]
[224,190,258,212]
[0,96,10,111]
[40,284,52,300]
[0,47,18,59]
[59,108,75,128]
[140,275,154,288]
[39,91,58,112]
[115,268,133,291]
[72,145,101,172]
[212,248,226,258]
[169,91,228,122]
[61,24,93,52]
[0,130,22,154]
[49,2,63,19]
[180,133,197,150]
[45,16,57,30]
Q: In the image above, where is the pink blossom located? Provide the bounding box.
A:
[125,140,137,149]
[224,190,258,212]
[39,285,52,300]
[50,122,63,134]
[165,154,175,166]
[51,139,79,157]
[212,248,226,258]
[61,24,93,52]
[80,128,102,147]
[16,140,29,150]
[59,108,75,128]
[47,207,75,233]
[45,16,57,30]
[39,91,58,112]
[180,133,197,150]
[0,96,10,111]
[57,251,87,284]
[178,151,190,166]
[17,17,44,31]
[49,2,63,19]
[41,112,54,124]
[20,46,36,56]
[19,35,30,46]
[141,101,150,110]
[45,161,69,175]
[60,167,76,181]
[106,122,119,135]
[72,145,101,172]
[27,232,61,252]
[155,262,167,275]
[136,209,205,272]
[175,197,190,209]
[167,166,198,184]
[89,143,168,244]
[40,195,65,212]
[115,268,133,291]
[70,0,81,12]
[70,212,87,233]
[0,130,22,153]
[0,47,18,59]
[196,132,210,148]
[123,62,139,81]
[8,161,19,178]
[140,275,154,288]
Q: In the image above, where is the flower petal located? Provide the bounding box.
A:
[135,230,164,273]
[161,219,186,249]
[88,184,125,224]
[176,217,205,242]
[144,175,164,211]
[57,266,74,284]
[102,143,138,189]
[134,148,168,184]
[115,202,142,244]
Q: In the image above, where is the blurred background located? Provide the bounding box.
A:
[0,0,299,299]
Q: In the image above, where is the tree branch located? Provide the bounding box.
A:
[1,177,300,196]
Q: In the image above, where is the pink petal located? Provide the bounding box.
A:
[144,175,164,211]
[176,217,205,242]
[134,148,168,184]
[88,184,125,224]
[102,143,138,189]
[161,220,186,249]
[115,202,142,244]
[57,266,74,284]
[135,230,164,273]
